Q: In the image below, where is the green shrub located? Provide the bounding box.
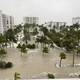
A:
[0,61,13,69]
[17,44,21,49]
[26,44,36,49]
[43,47,49,53]
[78,74,80,78]
[47,73,55,79]
[0,61,6,69]
[6,62,13,68]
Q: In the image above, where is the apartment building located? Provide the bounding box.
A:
[44,21,66,32]
[72,17,80,24]
[23,17,39,24]
[0,10,14,34]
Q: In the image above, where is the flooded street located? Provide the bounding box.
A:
[0,47,80,79]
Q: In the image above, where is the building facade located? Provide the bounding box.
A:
[44,21,66,32]
[0,10,14,34]
[72,17,80,24]
[23,17,39,24]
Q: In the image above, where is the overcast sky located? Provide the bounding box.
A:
[0,0,80,25]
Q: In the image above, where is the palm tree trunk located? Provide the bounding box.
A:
[77,51,78,56]
[9,42,12,48]
[41,43,43,49]
[5,43,7,49]
[60,58,62,67]
[36,43,38,48]
[12,42,14,48]
[5,43,7,52]
[0,56,3,62]
[72,52,75,67]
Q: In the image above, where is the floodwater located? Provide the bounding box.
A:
[0,47,80,79]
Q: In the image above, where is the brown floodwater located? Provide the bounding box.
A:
[0,47,80,79]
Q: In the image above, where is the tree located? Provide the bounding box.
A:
[0,34,7,48]
[47,73,55,79]
[5,29,17,47]
[42,27,63,47]
[32,28,38,35]
[61,25,78,67]
[59,52,66,67]
[40,26,48,35]
[76,47,80,56]
[42,47,49,55]
[21,44,27,56]
[72,23,80,45]
[26,44,36,49]
[23,29,30,43]
[17,44,27,56]
[14,24,23,41]
[14,24,23,34]
[23,24,31,43]
[17,43,21,49]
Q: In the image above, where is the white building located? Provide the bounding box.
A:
[0,10,14,34]
[44,21,66,32]
[72,17,80,24]
[23,17,39,24]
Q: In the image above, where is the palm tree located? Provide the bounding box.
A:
[5,29,17,48]
[62,25,78,67]
[59,52,66,67]
[17,44,27,56]
[32,28,38,36]
[17,43,21,49]
[72,23,80,46]
[0,34,8,49]
[42,47,49,55]
[21,44,27,56]
[14,24,23,34]
[14,24,23,41]
[23,23,31,33]
[23,23,31,43]
[76,47,80,56]
[23,29,30,43]
[40,26,48,35]
[0,34,4,48]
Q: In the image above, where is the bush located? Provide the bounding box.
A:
[0,61,6,69]
[0,61,13,69]
[26,44,36,49]
[17,44,21,49]
[43,47,49,53]
[78,74,80,78]
[6,62,13,68]
[47,73,55,79]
